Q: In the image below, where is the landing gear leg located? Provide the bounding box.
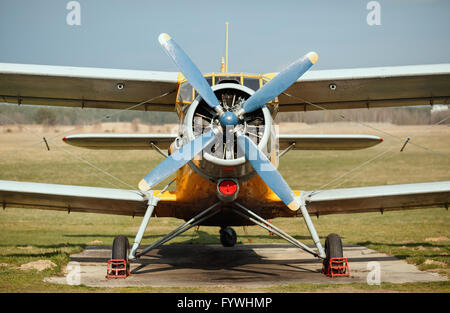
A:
[298,197,326,259]
[129,192,160,260]
[232,202,320,257]
[220,227,237,247]
[131,201,221,259]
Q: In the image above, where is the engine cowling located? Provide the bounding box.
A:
[177,83,275,182]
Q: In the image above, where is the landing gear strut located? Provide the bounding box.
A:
[220,227,237,247]
[129,200,221,260]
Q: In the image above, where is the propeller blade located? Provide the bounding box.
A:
[158,33,222,112]
[241,52,318,115]
[236,133,300,211]
[139,129,219,192]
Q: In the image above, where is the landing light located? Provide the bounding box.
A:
[217,178,239,202]
[219,179,238,195]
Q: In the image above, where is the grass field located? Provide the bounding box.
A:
[0,122,449,292]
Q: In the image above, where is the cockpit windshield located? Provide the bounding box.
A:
[176,73,275,107]
[177,82,193,103]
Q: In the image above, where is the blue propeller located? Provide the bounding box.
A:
[140,32,316,213]
[158,33,223,114]
[139,33,227,192]
[238,52,318,116]
[139,129,219,192]
[237,133,300,211]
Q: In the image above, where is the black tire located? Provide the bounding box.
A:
[323,233,347,276]
[111,235,130,261]
[220,227,237,247]
[324,233,343,259]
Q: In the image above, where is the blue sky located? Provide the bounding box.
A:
[1,0,449,73]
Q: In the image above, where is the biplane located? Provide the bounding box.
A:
[0,31,449,275]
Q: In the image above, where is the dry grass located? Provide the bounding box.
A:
[0,122,449,292]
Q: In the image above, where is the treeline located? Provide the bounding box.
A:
[0,103,448,126]
[275,106,449,125]
[0,104,178,126]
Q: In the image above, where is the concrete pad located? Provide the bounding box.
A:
[45,244,447,287]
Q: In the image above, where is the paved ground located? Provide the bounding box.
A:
[46,244,447,287]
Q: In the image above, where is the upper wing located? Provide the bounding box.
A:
[63,133,178,150]
[275,64,450,112]
[64,133,382,151]
[0,63,179,111]
[0,180,176,217]
[300,181,450,216]
[278,134,383,150]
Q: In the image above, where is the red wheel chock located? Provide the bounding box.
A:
[106,259,129,279]
[322,257,350,277]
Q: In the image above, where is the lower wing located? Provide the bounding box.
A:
[0,179,448,217]
[0,180,176,217]
[301,180,450,216]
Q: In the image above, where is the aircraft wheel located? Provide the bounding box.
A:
[323,233,343,273]
[324,233,343,259]
[220,227,237,247]
[112,235,130,260]
[111,235,130,272]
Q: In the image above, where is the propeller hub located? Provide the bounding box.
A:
[219,111,239,127]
